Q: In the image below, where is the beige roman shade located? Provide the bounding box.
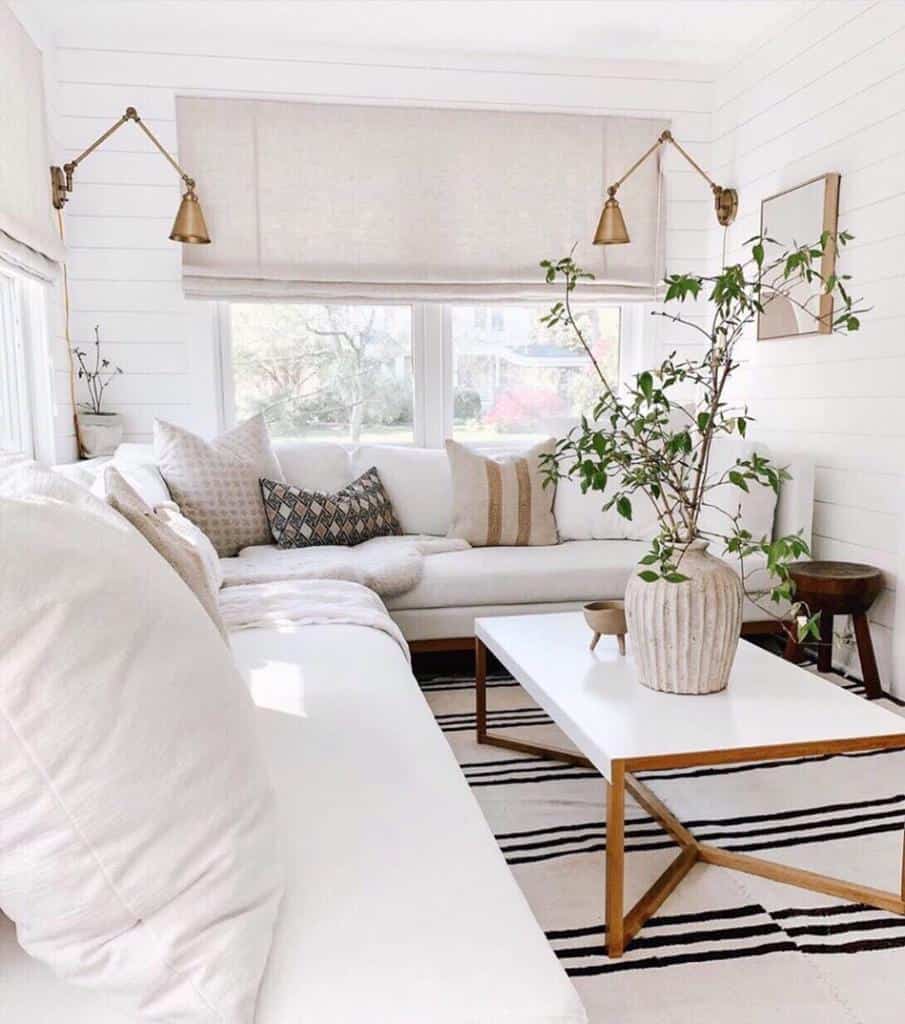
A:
[0,4,62,277]
[176,96,666,302]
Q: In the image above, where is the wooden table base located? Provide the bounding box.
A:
[474,638,905,958]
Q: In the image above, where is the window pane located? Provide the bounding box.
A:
[230,304,413,444]
[451,304,620,445]
[0,274,28,454]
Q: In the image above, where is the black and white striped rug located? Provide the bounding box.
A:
[418,656,905,1024]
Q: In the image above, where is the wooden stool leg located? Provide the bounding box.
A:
[852,612,883,699]
[817,612,834,673]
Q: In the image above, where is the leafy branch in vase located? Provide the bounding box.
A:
[539,232,867,642]
[73,325,123,415]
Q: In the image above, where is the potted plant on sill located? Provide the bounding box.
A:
[541,232,865,695]
[74,325,124,458]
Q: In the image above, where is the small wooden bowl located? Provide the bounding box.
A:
[583,600,627,655]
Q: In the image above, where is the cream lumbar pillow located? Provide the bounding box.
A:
[0,476,283,1021]
[446,438,558,546]
[154,414,285,557]
[105,466,227,638]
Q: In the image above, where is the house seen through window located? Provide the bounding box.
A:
[228,301,621,447]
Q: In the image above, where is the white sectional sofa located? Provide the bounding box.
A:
[277,438,815,646]
[1,620,587,1024]
[66,436,815,649]
[11,435,812,1021]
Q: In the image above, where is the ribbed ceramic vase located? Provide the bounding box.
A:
[625,539,743,695]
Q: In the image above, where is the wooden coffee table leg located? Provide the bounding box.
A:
[475,638,487,741]
[817,611,834,673]
[853,612,883,699]
[605,762,625,958]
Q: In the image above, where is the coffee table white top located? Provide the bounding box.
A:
[475,612,905,778]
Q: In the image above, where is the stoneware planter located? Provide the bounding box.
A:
[77,410,123,458]
[624,538,742,695]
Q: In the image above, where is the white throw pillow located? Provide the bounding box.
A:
[553,473,627,540]
[0,478,283,1021]
[91,459,172,507]
[273,439,353,494]
[154,414,284,556]
[699,438,778,544]
[351,444,452,536]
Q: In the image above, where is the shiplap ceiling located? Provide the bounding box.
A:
[25,0,814,66]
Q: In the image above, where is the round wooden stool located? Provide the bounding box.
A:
[783,561,884,698]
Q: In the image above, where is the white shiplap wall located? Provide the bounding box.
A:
[711,0,905,693]
[45,42,716,456]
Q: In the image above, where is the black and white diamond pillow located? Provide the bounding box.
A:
[259,467,402,548]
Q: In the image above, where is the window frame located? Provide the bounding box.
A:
[217,299,646,449]
[0,262,53,460]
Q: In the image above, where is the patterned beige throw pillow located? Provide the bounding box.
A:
[154,414,284,556]
[105,467,228,639]
[446,438,558,546]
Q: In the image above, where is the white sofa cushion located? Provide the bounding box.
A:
[0,473,283,1021]
[91,459,172,507]
[387,539,646,610]
[154,414,284,556]
[699,439,779,542]
[351,443,452,536]
[553,473,627,540]
[274,439,353,493]
[0,623,587,1024]
[386,539,770,613]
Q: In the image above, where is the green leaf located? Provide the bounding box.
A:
[752,242,764,267]
[616,496,633,520]
[737,416,747,437]
[638,570,659,583]
[728,470,750,492]
[638,371,653,402]
[664,572,690,584]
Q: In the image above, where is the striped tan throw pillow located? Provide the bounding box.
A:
[446,439,558,547]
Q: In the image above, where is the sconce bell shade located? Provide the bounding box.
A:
[593,195,630,246]
[170,189,211,244]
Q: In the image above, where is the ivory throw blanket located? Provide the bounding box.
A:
[219,534,469,597]
[217,535,470,658]
[219,579,410,658]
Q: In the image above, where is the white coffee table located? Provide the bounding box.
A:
[474,611,905,958]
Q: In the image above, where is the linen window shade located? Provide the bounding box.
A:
[0,5,63,277]
[176,97,666,302]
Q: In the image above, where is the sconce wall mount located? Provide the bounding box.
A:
[50,106,210,244]
[595,129,737,246]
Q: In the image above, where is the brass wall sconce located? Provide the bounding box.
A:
[50,106,210,244]
[595,129,737,245]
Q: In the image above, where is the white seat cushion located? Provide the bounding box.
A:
[387,539,772,616]
[387,539,648,609]
[0,624,586,1024]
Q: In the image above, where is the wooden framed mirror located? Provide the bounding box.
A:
[758,172,840,341]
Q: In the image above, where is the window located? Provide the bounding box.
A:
[229,303,414,444]
[223,300,625,449]
[450,304,620,445]
[0,267,47,456]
